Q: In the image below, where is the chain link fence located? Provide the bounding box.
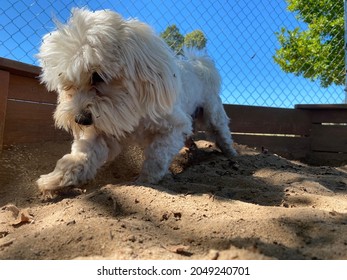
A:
[0,0,345,107]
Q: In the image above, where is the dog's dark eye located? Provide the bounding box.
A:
[91,72,104,86]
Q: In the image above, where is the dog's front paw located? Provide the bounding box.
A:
[36,171,65,198]
[37,154,89,197]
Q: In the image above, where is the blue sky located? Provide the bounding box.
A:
[0,0,345,107]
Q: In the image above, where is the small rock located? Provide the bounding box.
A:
[66,220,76,226]
[165,245,192,256]
[126,235,136,242]
[208,249,220,260]
[173,212,182,220]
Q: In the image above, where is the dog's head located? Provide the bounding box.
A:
[37,8,179,140]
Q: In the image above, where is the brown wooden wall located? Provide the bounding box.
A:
[224,104,347,165]
[1,57,347,165]
[0,57,70,148]
[295,104,347,165]
[224,104,311,160]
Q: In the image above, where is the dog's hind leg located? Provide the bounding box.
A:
[204,97,237,158]
[36,133,111,196]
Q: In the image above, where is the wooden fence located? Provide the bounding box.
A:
[0,57,69,148]
[1,57,347,165]
[225,104,347,165]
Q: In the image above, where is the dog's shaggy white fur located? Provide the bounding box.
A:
[36,8,236,195]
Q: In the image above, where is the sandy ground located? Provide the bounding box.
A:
[0,139,347,260]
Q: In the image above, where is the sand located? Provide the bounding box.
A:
[0,140,346,260]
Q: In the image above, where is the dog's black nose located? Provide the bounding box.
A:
[75,111,93,126]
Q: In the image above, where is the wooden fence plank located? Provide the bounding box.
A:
[8,74,57,104]
[0,70,10,150]
[296,104,347,124]
[3,100,70,146]
[232,134,310,160]
[310,124,347,153]
[0,57,40,78]
[295,104,347,110]
[224,104,311,136]
[309,110,347,124]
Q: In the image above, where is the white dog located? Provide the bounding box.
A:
[36,8,236,196]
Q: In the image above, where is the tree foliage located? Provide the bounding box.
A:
[184,30,207,50]
[160,25,207,54]
[160,25,184,54]
[273,0,344,87]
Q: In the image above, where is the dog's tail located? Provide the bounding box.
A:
[181,48,222,95]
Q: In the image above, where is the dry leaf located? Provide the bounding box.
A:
[4,204,34,226]
[4,204,20,217]
[0,231,9,238]
[12,209,34,226]
[0,238,15,248]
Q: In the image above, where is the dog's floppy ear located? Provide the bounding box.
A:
[134,62,177,122]
[122,20,179,122]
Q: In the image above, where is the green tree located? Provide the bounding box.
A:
[184,30,207,50]
[273,0,344,87]
[160,25,184,54]
[160,25,207,54]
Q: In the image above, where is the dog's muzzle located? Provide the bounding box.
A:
[75,110,93,126]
